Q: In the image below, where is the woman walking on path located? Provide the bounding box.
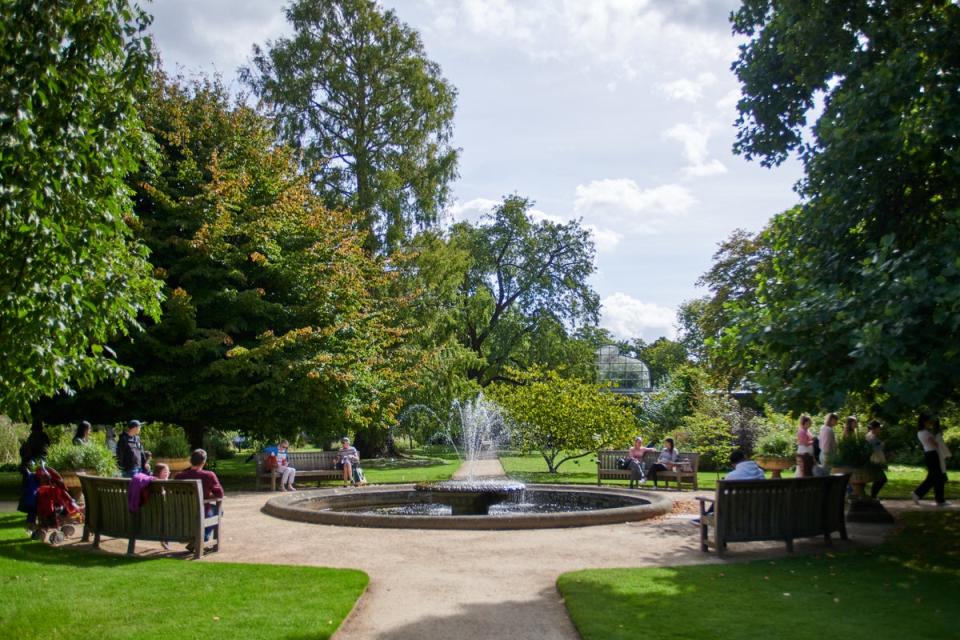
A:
[796,415,815,477]
[912,413,949,506]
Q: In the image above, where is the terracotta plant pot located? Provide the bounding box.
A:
[154,457,191,473]
[755,456,793,478]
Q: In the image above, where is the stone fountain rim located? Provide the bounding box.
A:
[262,483,673,530]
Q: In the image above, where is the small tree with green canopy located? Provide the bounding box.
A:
[0,0,162,419]
[490,370,636,473]
[243,0,459,252]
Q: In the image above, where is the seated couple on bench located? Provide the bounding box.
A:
[627,436,682,486]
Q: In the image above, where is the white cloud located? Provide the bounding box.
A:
[585,224,623,253]
[527,208,566,225]
[447,197,499,223]
[659,73,717,103]
[574,179,696,235]
[427,0,733,81]
[600,292,676,341]
[663,119,728,179]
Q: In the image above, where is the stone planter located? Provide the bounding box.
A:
[154,457,191,473]
[831,465,875,498]
[59,469,85,500]
[831,465,894,524]
[755,456,793,479]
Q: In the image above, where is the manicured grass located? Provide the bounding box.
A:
[0,512,367,639]
[559,510,960,640]
[499,453,957,500]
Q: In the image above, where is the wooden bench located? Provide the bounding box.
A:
[597,450,700,490]
[78,475,222,559]
[653,452,700,491]
[255,451,342,491]
[697,474,849,557]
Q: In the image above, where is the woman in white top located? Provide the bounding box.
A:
[912,413,948,506]
[647,437,679,488]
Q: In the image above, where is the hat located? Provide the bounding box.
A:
[128,419,142,429]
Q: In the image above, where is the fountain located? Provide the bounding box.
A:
[412,396,525,515]
[263,395,672,529]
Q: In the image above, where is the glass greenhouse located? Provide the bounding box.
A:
[596,346,652,393]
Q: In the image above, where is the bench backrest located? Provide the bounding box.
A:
[714,475,848,542]
[255,450,340,474]
[675,452,699,473]
[79,475,206,542]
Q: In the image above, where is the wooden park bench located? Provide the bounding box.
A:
[697,474,849,557]
[79,475,222,559]
[255,450,342,491]
[597,450,700,490]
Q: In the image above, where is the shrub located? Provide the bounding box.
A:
[203,430,235,460]
[677,411,736,471]
[828,435,878,470]
[152,432,191,458]
[0,415,29,465]
[755,430,794,458]
[46,442,118,476]
[141,423,189,457]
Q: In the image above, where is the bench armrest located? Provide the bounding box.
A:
[695,496,714,516]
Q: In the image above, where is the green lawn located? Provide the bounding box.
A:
[499,453,957,500]
[0,512,367,639]
[559,510,960,640]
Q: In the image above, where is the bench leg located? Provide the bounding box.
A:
[81,524,90,543]
[93,532,101,549]
[700,523,709,552]
[824,532,833,546]
[127,537,136,555]
[785,538,794,553]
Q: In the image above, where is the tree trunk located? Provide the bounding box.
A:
[352,426,400,459]
[184,423,205,453]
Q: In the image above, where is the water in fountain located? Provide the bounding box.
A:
[400,395,524,514]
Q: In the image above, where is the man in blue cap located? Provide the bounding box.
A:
[116,420,150,477]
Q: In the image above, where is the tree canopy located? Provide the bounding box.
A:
[38,74,407,447]
[243,0,458,253]
[491,370,637,473]
[450,195,600,386]
[717,0,960,417]
[0,0,163,419]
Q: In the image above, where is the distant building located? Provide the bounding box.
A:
[595,346,652,394]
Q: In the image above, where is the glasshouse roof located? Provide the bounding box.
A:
[595,346,652,393]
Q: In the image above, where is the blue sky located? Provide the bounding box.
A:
[148,0,804,342]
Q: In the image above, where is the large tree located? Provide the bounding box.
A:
[38,74,407,448]
[722,0,960,417]
[243,0,458,252]
[450,195,600,386]
[0,0,162,419]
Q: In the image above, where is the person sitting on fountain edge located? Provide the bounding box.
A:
[336,437,362,486]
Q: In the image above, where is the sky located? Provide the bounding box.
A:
[148,0,804,343]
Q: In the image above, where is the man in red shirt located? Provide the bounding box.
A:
[175,449,223,549]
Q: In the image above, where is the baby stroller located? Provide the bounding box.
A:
[20,463,83,545]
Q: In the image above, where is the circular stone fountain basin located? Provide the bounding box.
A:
[263,484,672,530]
